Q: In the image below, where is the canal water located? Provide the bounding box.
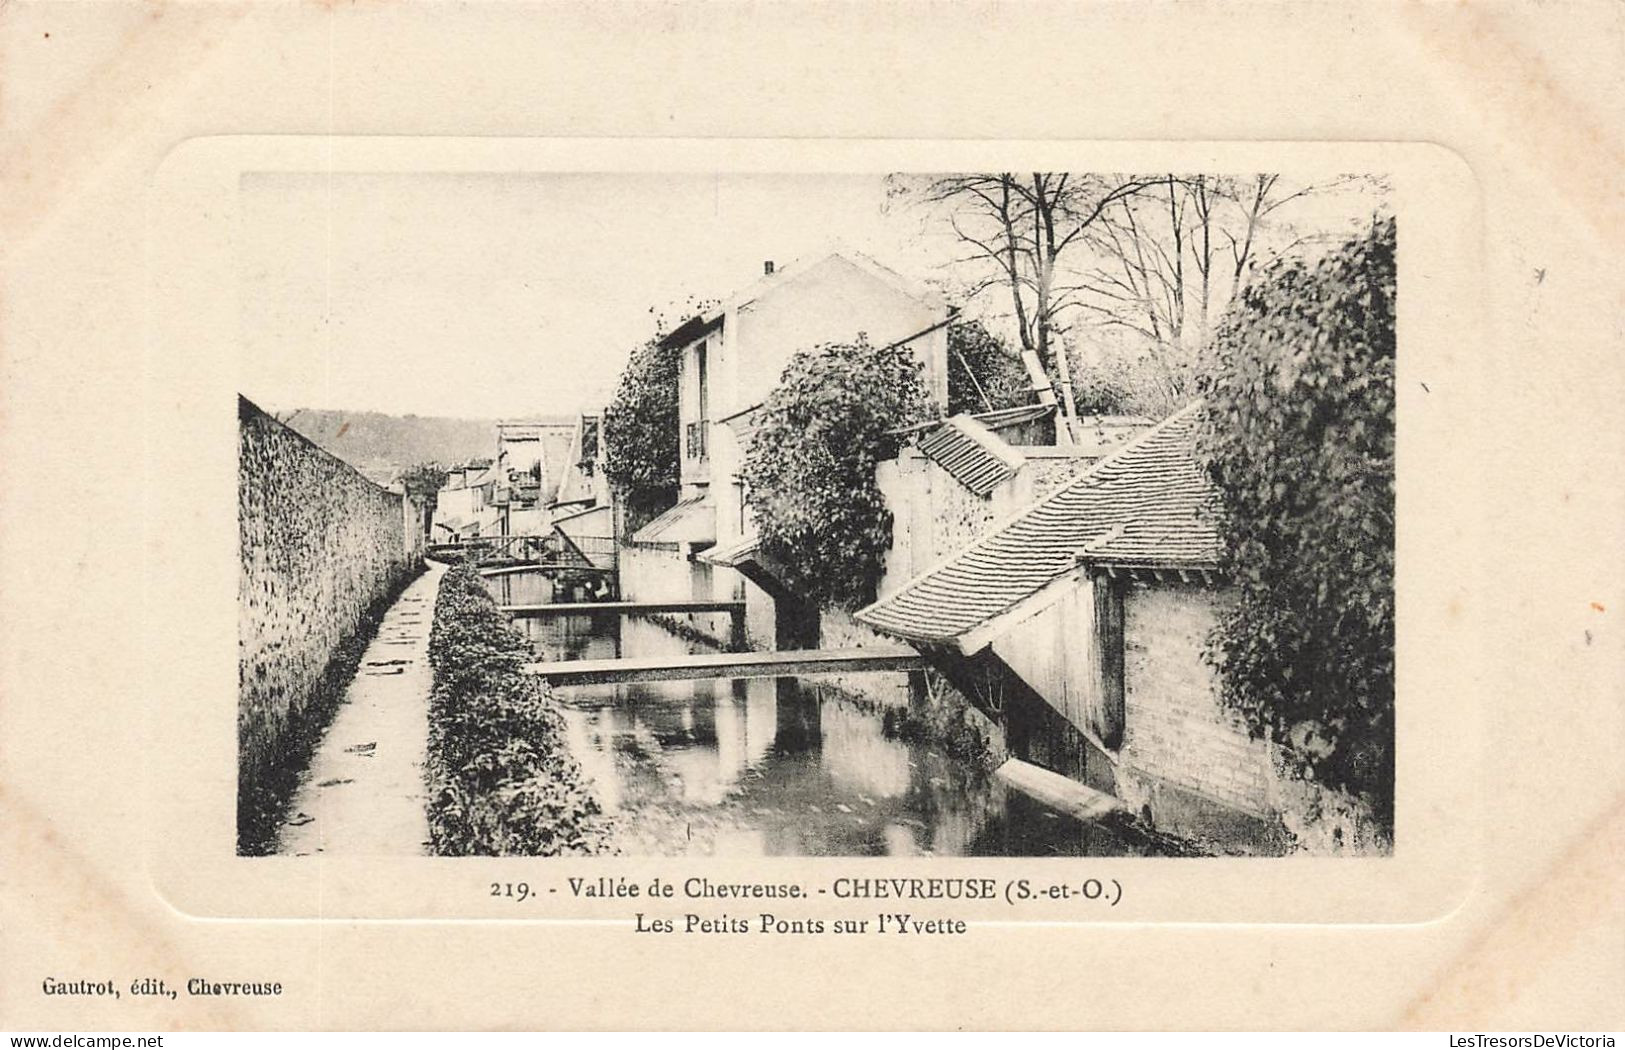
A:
[505,578,1178,857]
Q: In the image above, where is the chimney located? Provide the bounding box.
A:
[763,260,775,275]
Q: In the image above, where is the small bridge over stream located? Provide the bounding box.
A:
[499,599,743,617]
[526,645,925,686]
[482,563,613,579]
[429,529,616,572]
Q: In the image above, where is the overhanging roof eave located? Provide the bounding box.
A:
[655,313,724,351]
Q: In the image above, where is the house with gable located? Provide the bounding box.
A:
[703,399,1153,668]
[431,457,496,540]
[489,419,575,538]
[547,411,617,570]
[877,406,1152,589]
[857,402,1383,854]
[624,248,955,647]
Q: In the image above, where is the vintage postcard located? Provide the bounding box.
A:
[2,1,1620,1033]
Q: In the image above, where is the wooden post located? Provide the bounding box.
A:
[1092,571,1125,750]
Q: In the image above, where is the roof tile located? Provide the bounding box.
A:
[916,415,1026,497]
[857,402,1220,647]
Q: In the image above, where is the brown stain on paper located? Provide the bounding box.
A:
[1,786,256,1029]
[1401,792,1625,1027]
[1401,4,1625,250]
[0,4,250,253]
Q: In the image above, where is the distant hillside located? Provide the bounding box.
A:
[271,407,570,482]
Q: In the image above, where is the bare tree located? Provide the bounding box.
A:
[898,172,1157,440]
[897,171,1386,419]
[1071,173,1383,412]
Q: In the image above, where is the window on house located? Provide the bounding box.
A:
[685,340,711,463]
[696,341,710,422]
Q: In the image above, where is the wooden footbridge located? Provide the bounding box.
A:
[429,528,618,593]
[499,599,744,617]
[428,535,553,563]
[526,645,925,686]
[482,562,614,579]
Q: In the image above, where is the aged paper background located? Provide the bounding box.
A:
[2,0,1621,1031]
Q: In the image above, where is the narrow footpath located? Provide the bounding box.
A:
[277,560,445,856]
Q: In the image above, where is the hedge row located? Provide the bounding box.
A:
[425,562,612,855]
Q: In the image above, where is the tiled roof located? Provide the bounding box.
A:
[975,402,1056,433]
[629,494,717,546]
[916,415,1026,497]
[857,402,1220,650]
[700,532,760,568]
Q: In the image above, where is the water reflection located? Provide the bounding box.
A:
[518,603,1167,857]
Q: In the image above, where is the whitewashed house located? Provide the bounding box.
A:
[627,249,953,647]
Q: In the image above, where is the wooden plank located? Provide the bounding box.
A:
[1093,574,1126,749]
[480,563,614,578]
[994,758,1125,823]
[525,646,925,685]
[481,564,547,578]
[501,599,743,616]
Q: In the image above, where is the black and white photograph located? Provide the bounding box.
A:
[236,169,1396,860]
[8,0,1624,1037]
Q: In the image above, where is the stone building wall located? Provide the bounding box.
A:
[618,542,736,647]
[1111,581,1386,855]
[877,448,1096,595]
[1118,583,1274,816]
[238,396,419,808]
[876,451,998,591]
[817,607,913,707]
[1020,451,1096,498]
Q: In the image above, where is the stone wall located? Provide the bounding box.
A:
[1118,583,1274,817]
[1021,450,1097,498]
[238,396,420,814]
[817,607,913,707]
[878,451,1001,590]
[1110,582,1282,852]
[1112,580,1385,855]
[877,448,1096,594]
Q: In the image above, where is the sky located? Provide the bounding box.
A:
[237,172,949,419]
[236,170,1386,420]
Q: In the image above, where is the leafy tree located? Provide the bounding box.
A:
[1196,216,1396,829]
[743,336,935,609]
[601,300,717,526]
[601,335,683,520]
[946,320,1033,415]
[399,462,449,497]
[398,461,450,525]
